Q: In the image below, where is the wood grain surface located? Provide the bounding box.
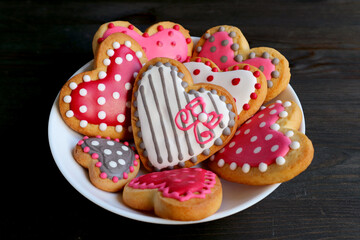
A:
[1,0,359,239]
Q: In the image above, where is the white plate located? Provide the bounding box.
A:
[48,37,305,225]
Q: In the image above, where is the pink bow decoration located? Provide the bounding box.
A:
[175,97,223,144]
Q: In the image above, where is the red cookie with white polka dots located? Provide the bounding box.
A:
[208,100,314,185]
[59,33,147,139]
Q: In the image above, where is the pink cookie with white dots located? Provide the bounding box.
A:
[59,33,147,139]
[92,21,193,62]
[74,136,140,192]
[208,100,314,185]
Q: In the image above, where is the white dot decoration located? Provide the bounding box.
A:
[290,141,300,149]
[124,40,132,47]
[109,161,117,168]
[136,51,143,58]
[217,159,225,167]
[98,83,106,91]
[83,75,91,82]
[99,123,107,131]
[236,147,242,154]
[104,149,112,155]
[112,41,120,49]
[79,105,87,113]
[114,74,121,81]
[97,97,106,105]
[69,82,77,90]
[63,95,71,103]
[230,162,237,170]
[66,110,74,118]
[126,54,133,61]
[242,163,250,173]
[118,159,126,165]
[98,111,106,119]
[113,92,120,99]
[276,156,286,165]
[107,49,114,57]
[117,114,125,123]
[115,57,123,65]
[80,120,88,128]
[271,145,279,152]
[79,88,87,96]
[125,82,132,90]
[258,162,268,172]
[253,147,261,154]
[116,125,123,133]
[229,141,236,148]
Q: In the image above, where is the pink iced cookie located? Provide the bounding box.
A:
[59,33,148,139]
[123,168,222,221]
[208,100,314,185]
[193,25,291,102]
[92,21,193,62]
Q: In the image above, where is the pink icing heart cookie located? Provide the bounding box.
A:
[208,100,314,185]
[184,57,267,125]
[74,136,140,192]
[193,25,291,102]
[92,21,193,62]
[123,168,222,221]
[131,58,238,172]
[59,33,147,139]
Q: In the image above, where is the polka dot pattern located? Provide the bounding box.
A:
[78,136,138,182]
[214,102,294,172]
[65,44,142,132]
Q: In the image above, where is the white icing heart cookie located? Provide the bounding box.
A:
[131,58,238,171]
[184,57,267,125]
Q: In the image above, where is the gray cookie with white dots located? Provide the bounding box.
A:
[73,136,140,192]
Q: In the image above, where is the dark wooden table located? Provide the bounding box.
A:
[2,0,359,239]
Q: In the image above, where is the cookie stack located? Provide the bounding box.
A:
[58,21,314,221]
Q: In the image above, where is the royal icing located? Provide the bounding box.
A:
[99,24,190,62]
[78,136,139,182]
[198,30,240,70]
[212,101,299,173]
[183,61,258,114]
[134,62,236,170]
[196,27,279,86]
[128,168,216,202]
[175,97,223,145]
[64,42,142,132]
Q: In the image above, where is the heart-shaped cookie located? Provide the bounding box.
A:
[193,25,291,102]
[123,168,222,221]
[59,33,147,139]
[92,21,193,62]
[184,57,267,125]
[74,136,140,192]
[208,100,314,185]
[131,58,238,171]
